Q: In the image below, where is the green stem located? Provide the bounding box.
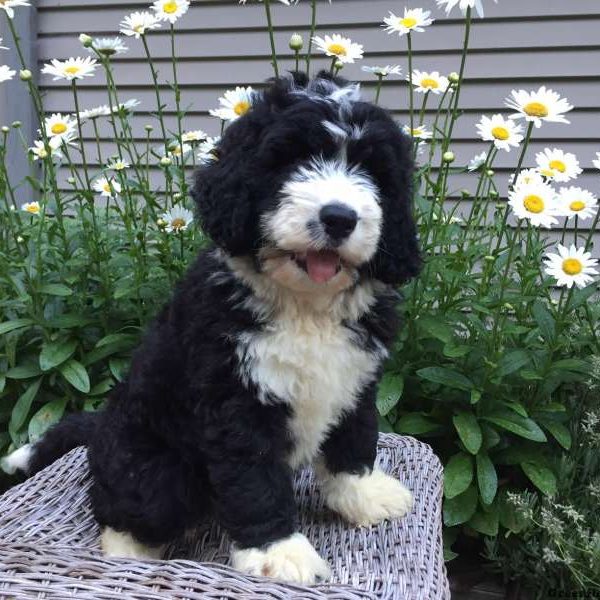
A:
[305,0,317,74]
[374,75,383,105]
[141,34,169,151]
[264,0,279,77]
[407,33,414,136]
[170,24,187,194]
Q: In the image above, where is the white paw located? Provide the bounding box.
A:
[1,444,34,475]
[101,527,164,560]
[320,468,413,527]
[231,533,331,585]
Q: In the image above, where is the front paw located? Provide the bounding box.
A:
[321,468,413,527]
[231,533,331,585]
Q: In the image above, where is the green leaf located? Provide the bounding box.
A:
[443,343,471,358]
[443,485,478,526]
[567,284,598,311]
[550,358,591,375]
[468,505,499,537]
[498,490,529,534]
[95,333,138,349]
[0,375,5,394]
[444,452,473,499]
[418,316,453,344]
[453,412,482,455]
[521,462,557,496]
[39,283,73,297]
[6,363,43,379]
[377,414,394,433]
[396,413,439,435]
[0,318,35,336]
[470,389,482,405]
[538,417,571,450]
[109,357,129,382]
[89,378,115,397]
[496,350,530,378]
[483,412,547,442]
[28,398,67,442]
[476,452,498,505]
[376,373,404,416]
[532,300,555,342]
[417,367,474,391]
[9,378,42,432]
[39,338,77,371]
[60,359,90,393]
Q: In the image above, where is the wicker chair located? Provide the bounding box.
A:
[0,433,449,599]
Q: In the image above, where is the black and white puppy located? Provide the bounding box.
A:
[2,72,421,584]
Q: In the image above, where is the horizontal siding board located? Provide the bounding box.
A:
[38,19,600,58]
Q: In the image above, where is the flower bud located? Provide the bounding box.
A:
[19,69,32,81]
[334,59,344,71]
[12,121,22,128]
[289,33,303,52]
[144,124,154,132]
[495,202,504,210]
[67,177,76,185]
[160,157,172,167]
[484,255,496,262]
[173,192,183,200]
[79,34,93,47]
[460,189,471,198]
[490,190,499,199]
[16,236,24,243]
[1,126,9,133]
[157,218,166,227]
[448,72,460,84]
[442,151,455,163]
[486,169,495,177]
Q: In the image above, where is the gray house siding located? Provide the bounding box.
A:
[11,0,600,238]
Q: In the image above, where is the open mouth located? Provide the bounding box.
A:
[292,249,343,284]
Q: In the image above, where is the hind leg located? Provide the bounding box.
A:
[88,424,209,559]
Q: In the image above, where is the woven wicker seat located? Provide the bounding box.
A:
[0,433,449,599]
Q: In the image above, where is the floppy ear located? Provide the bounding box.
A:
[365,128,421,286]
[192,114,264,256]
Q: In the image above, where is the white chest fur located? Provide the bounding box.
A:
[236,311,384,469]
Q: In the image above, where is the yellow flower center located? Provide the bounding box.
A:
[103,183,111,193]
[562,258,582,276]
[491,126,510,141]
[523,101,549,118]
[569,200,585,212]
[171,218,186,230]
[64,66,81,75]
[400,17,418,28]
[540,168,555,178]
[171,146,182,156]
[421,78,439,89]
[25,203,39,214]
[327,43,347,57]
[233,101,250,116]
[523,194,544,214]
[133,24,144,33]
[163,1,178,14]
[549,159,566,173]
[51,123,67,135]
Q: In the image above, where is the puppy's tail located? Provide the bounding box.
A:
[1,411,99,477]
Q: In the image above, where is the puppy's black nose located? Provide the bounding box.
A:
[319,203,358,241]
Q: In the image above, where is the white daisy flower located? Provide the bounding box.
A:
[505,86,573,129]
[436,0,497,18]
[593,152,600,171]
[535,148,582,183]
[544,244,598,289]
[361,65,402,77]
[467,151,487,172]
[120,12,162,38]
[29,138,63,161]
[89,37,128,57]
[78,105,111,121]
[312,34,364,64]
[209,87,255,122]
[181,129,208,143]
[93,176,122,197]
[160,205,194,233]
[21,201,41,215]
[41,57,97,81]
[508,181,559,228]
[197,136,220,164]
[0,1,30,20]
[44,113,78,141]
[408,70,449,94]
[106,159,130,171]
[476,114,524,152]
[556,187,598,221]
[383,9,434,36]
[510,168,544,188]
[111,99,141,114]
[167,142,193,160]
[0,38,8,50]
[0,65,15,83]
[152,0,190,24]
[402,124,432,140]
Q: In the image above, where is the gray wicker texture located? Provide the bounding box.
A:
[0,433,449,600]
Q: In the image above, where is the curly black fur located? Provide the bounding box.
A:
[20,72,420,552]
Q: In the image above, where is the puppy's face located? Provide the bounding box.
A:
[194,73,420,292]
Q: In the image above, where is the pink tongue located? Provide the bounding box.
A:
[305,250,340,284]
